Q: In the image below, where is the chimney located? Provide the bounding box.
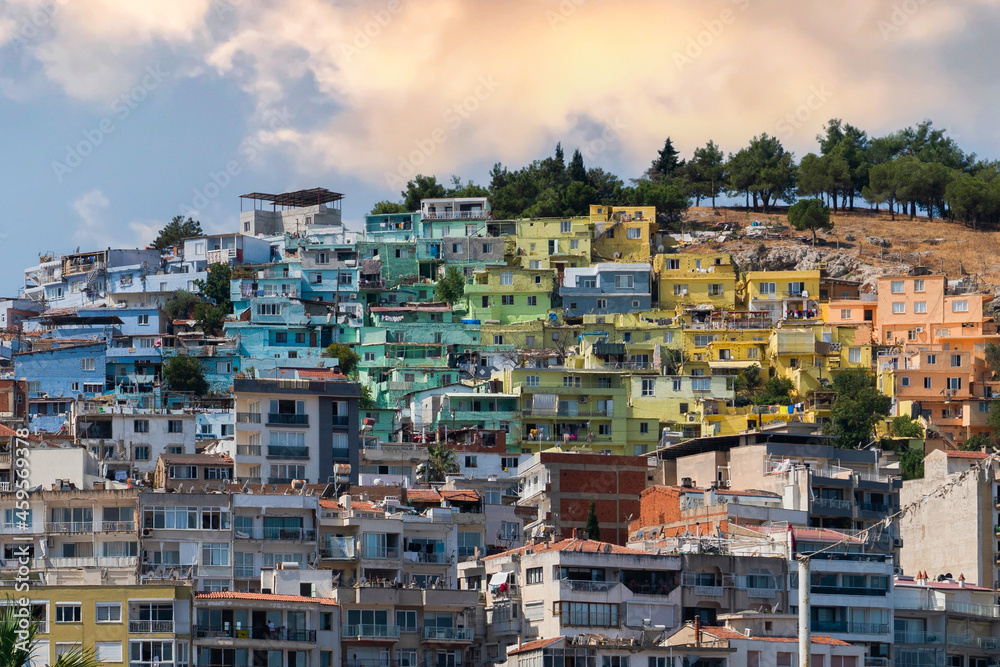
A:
[959,573,966,588]
[694,616,701,647]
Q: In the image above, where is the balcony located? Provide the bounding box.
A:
[322,536,357,560]
[100,521,136,533]
[812,621,889,635]
[811,586,888,597]
[45,521,93,534]
[236,445,261,456]
[811,497,854,512]
[267,445,310,459]
[341,624,400,640]
[235,527,316,541]
[559,579,619,594]
[362,547,401,560]
[236,412,261,424]
[129,620,174,634]
[267,413,309,426]
[195,626,317,642]
[945,600,1000,618]
[421,627,474,643]
[895,630,943,644]
[332,415,350,427]
[947,634,972,647]
[206,248,237,264]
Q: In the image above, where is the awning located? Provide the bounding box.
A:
[531,394,557,411]
[489,572,509,586]
[707,360,760,369]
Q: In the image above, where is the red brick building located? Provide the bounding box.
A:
[517,451,650,545]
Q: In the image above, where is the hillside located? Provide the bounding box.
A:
[677,206,1000,297]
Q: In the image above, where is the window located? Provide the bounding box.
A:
[671,379,682,391]
[891,281,904,293]
[168,420,183,434]
[952,354,962,367]
[849,348,861,364]
[556,601,619,627]
[641,379,655,397]
[500,272,513,285]
[275,332,288,343]
[563,376,582,388]
[597,299,608,310]
[201,542,229,566]
[560,220,572,233]
[981,401,992,413]
[525,335,535,346]
[892,302,905,314]
[900,377,910,387]
[169,466,198,480]
[527,296,537,306]
[96,602,122,623]
[839,309,852,319]
[526,567,544,584]
[134,446,150,461]
[626,228,641,239]
[947,377,962,390]
[83,382,103,394]
[525,375,540,387]
[257,303,280,316]
[451,243,462,254]
[482,242,493,254]
[777,654,796,667]
[787,281,805,295]
[134,420,149,433]
[493,335,504,346]
[692,378,711,391]
[708,284,724,296]
[501,295,514,306]
[71,382,79,392]
[603,658,629,667]
[759,282,776,295]
[614,275,634,289]
[81,357,95,371]
[95,642,123,663]
[953,300,968,312]
[56,604,82,623]
[673,284,688,297]
[137,313,149,326]
[464,455,478,468]
[582,278,597,289]
[924,377,932,389]
[927,354,937,365]
[640,422,649,434]
[570,239,580,250]
[396,610,417,632]
[649,659,668,667]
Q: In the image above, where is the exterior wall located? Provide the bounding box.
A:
[560,264,652,318]
[16,342,108,399]
[656,253,736,310]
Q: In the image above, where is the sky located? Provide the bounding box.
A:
[1,0,999,294]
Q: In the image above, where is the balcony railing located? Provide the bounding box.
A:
[812,621,889,635]
[45,521,93,534]
[267,446,310,459]
[945,600,1000,618]
[267,413,309,426]
[195,626,317,642]
[361,547,401,560]
[811,586,888,597]
[322,537,357,560]
[947,633,972,647]
[811,497,854,511]
[236,445,261,456]
[236,412,261,424]
[101,521,136,533]
[332,415,350,427]
[420,627,474,642]
[559,579,618,593]
[235,528,316,541]
[341,624,400,639]
[895,630,943,644]
[129,620,174,634]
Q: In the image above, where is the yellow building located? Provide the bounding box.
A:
[743,270,822,323]
[19,583,192,666]
[512,217,591,271]
[656,253,737,311]
[589,205,657,262]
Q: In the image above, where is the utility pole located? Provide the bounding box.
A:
[798,554,810,667]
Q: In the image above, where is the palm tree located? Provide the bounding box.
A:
[0,602,101,667]
[423,443,459,482]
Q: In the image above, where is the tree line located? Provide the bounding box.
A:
[374,118,1000,228]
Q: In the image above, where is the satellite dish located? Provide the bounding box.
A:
[657,245,665,252]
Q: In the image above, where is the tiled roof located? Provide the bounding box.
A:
[195,592,338,606]
[506,637,564,655]
[440,489,481,503]
[406,489,442,503]
[946,451,989,459]
[483,538,650,561]
[319,498,381,512]
[700,626,850,646]
[0,424,19,437]
[159,453,233,465]
[294,368,347,379]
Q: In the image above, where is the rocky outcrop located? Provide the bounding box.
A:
[732,244,908,290]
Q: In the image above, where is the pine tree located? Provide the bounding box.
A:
[585,498,600,540]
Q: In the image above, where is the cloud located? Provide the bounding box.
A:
[7,0,1000,187]
[71,189,160,249]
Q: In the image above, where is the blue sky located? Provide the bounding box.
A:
[1,0,999,294]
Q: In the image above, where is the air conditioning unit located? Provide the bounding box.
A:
[915,326,924,333]
[579,396,588,403]
[893,538,903,548]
